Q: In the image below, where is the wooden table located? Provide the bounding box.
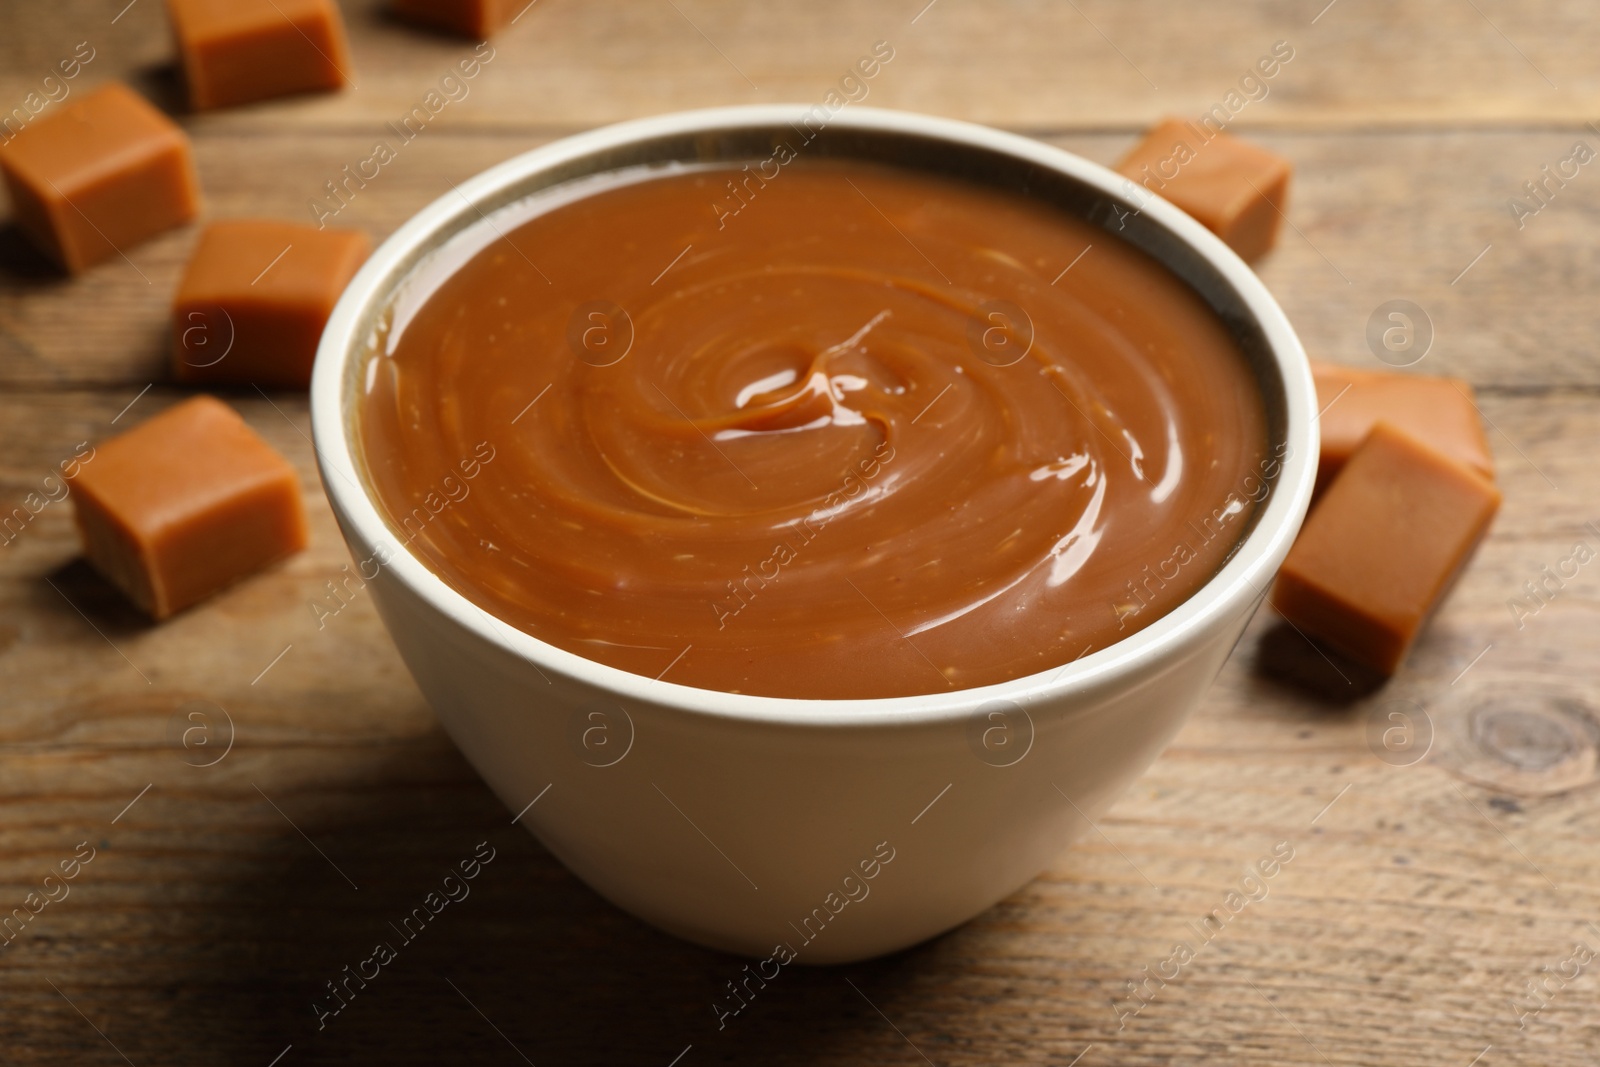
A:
[5,1,1599,1063]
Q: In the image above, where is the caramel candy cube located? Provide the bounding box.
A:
[1116,117,1291,261]
[167,0,353,111]
[1273,423,1501,675]
[72,396,308,619]
[1312,361,1494,494]
[392,0,515,38]
[0,83,200,273]
[173,219,371,388]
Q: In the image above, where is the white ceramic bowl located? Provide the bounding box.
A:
[311,105,1317,963]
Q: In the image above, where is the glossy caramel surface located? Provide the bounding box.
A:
[358,161,1269,698]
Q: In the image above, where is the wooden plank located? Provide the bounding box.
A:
[5,1,1600,1064]
[6,127,1600,389]
[6,0,1600,133]
[1,389,1596,1064]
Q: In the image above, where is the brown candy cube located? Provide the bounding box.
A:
[1116,117,1291,262]
[173,219,372,388]
[72,396,308,619]
[1312,363,1484,495]
[1312,361,1494,495]
[0,82,200,273]
[391,0,516,38]
[166,0,353,111]
[1273,422,1501,675]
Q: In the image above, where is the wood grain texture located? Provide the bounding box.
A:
[7,0,1600,130]
[4,1,1600,1065]
[7,126,1600,390]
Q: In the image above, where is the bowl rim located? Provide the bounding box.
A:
[309,103,1318,728]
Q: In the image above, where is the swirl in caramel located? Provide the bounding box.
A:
[358,161,1269,698]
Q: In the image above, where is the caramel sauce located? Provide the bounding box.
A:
[358,161,1269,698]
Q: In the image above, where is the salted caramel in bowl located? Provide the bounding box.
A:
[312,107,1317,961]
